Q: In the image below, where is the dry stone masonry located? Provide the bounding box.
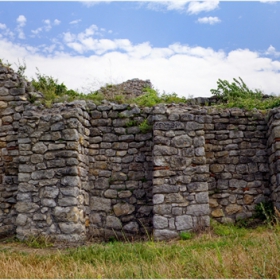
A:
[0,64,280,243]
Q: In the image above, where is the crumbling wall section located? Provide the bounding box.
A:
[206,108,270,223]
[0,65,29,238]
[16,102,90,243]
[152,105,210,240]
[87,103,153,240]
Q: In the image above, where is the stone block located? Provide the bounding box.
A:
[113,203,135,216]
[123,222,139,233]
[153,204,172,215]
[175,215,193,230]
[153,215,168,229]
[90,197,111,212]
[153,229,179,241]
[106,216,122,230]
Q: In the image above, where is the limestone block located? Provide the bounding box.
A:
[210,164,224,173]
[0,101,8,108]
[0,87,9,95]
[165,193,184,203]
[123,221,139,233]
[153,194,165,204]
[243,194,254,204]
[175,215,193,230]
[153,185,179,194]
[61,176,81,188]
[225,204,242,215]
[229,130,244,138]
[138,206,153,216]
[59,223,84,234]
[186,204,209,216]
[42,198,57,207]
[187,182,208,192]
[31,170,54,180]
[195,192,209,204]
[58,197,78,207]
[113,203,135,216]
[171,135,192,148]
[118,190,132,198]
[153,145,178,156]
[16,214,28,226]
[153,204,172,215]
[211,208,224,217]
[185,122,204,131]
[153,215,168,229]
[104,189,118,198]
[90,197,111,212]
[106,216,122,230]
[32,142,48,154]
[16,202,39,213]
[111,172,127,181]
[18,173,31,182]
[153,229,179,241]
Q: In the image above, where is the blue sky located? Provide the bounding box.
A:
[0,1,280,97]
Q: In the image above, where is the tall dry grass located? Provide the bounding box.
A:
[0,226,280,278]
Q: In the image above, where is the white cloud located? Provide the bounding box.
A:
[197,16,221,25]
[70,19,82,25]
[16,15,26,27]
[1,26,280,97]
[31,19,61,37]
[188,1,219,14]
[140,1,220,14]
[54,19,61,26]
[265,45,280,57]
[16,15,27,39]
[0,23,7,29]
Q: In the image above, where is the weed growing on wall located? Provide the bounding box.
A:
[138,119,152,133]
[211,77,280,110]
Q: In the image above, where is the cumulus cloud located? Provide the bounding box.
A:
[31,19,61,37]
[0,23,7,29]
[1,23,280,97]
[188,1,220,14]
[16,15,26,27]
[197,16,221,25]
[265,45,280,57]
[139,1,220,14]
[70,19,82,25]
[16,15,27,39]
[54,19,61,26]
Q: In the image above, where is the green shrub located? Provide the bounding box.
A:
[139,119,152,133]
[254,201,274,222]
[179,231,194,240]
[210,77,280,110]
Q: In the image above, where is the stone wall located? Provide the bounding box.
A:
[205,108,270,223]
[98,79,152,99]
[152,105,209,241]
[1,64,280,243]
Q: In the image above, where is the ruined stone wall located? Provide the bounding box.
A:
[88,103,153,240]
[205,107,270,223]
[1,64,280,244]
[0,65,30,238]
[151,105,209,241]
[98,79,152,99]
[267,108,280,210]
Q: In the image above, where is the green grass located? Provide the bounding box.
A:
[1,224,280,278]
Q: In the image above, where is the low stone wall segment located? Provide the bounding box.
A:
[205,108,270,223]
[1,64,280,243]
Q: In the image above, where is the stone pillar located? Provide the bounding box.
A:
[16,103,88,243]
[267,108,280,210]
[0,64,29,237]
[152,113,210,241]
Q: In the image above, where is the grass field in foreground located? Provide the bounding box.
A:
[0,222,280,279]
